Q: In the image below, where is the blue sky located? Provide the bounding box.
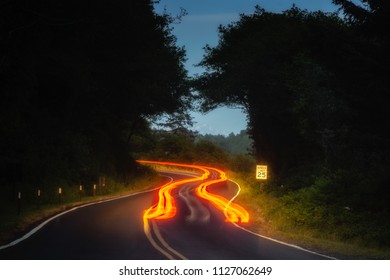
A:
[154,1,340,135]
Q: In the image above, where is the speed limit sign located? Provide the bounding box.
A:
[256,165,268,180]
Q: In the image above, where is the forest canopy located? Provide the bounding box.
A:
[194,1,390,212]
[0,0,190,192]
[195,1,389,176]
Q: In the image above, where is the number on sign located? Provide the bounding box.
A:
[256,165,267,180]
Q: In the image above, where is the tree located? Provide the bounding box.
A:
[0,0,191,194]
[195,7,352,179]
[333,0,390,38]
[195,4,390,184]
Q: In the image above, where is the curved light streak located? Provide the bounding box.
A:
[137,160,249,223]
[137,160,209,220]
[196,168,249,223]
[137,160,249,259]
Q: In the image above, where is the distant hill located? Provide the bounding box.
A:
[196,130,253,154]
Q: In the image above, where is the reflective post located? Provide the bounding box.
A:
[37,189,41,209]
[17,191,21,215]
[58,187,62,203]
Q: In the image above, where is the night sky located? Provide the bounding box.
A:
[154,0,340,135]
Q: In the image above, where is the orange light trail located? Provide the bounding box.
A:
[143,176,205,220]
[137,160,249,223]
[196,168,249,223]
[137,160,209,220]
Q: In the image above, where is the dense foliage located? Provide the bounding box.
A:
[194,0,390,235]
[0,0,190,198]
[135,129,256,172]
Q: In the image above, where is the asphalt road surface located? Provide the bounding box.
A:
[0,170,333,260]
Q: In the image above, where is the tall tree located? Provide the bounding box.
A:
[195,7,350,178]
[195,5,390,182]
[0,0,190,192]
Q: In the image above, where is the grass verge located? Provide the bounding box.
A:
[228,171,390,259]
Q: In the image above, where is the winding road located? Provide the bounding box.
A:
[0,161,334,260]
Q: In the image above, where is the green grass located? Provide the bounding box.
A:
[0,174,164,246]
[228,171,390,259]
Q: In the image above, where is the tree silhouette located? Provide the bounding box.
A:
[0,0,190,193]
[195,4,390,192]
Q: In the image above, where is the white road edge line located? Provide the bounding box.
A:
[228,179,337,260]
[0,185,162,251]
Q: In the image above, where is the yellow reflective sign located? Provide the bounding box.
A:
[256,165,268,180]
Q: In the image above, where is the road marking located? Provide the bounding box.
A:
[228,179,337,260]
[142,173,191,259]
[152,221,187,260]
[139,161,250,259]
[0,185,162,251]
[143,217,175,259]
[142,174,187,259]
[139,162,335,260]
